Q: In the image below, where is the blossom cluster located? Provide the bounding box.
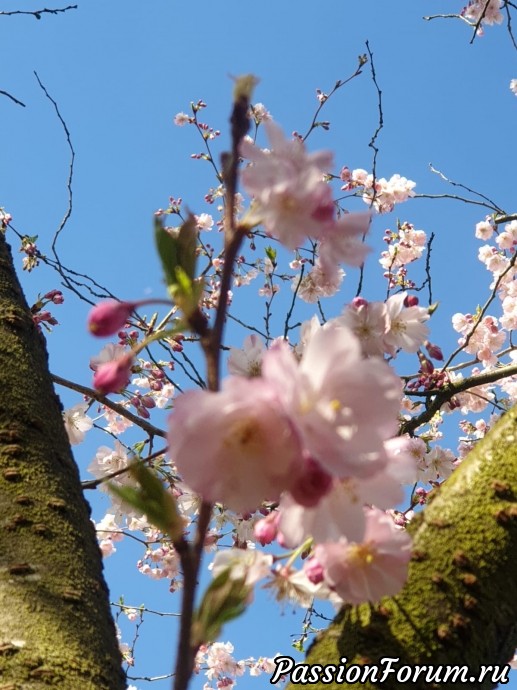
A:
[462,0,504,26]
[168,312,421,603]
[340,167,416,214]
[195,641,278,690]
[240,122,371,279]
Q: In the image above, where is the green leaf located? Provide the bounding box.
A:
[155,216,200,318]
[265,246,277,263]
[177,215,197,282]
[155,219,179,288]
[109,463,183,541]
[191,569,250,646]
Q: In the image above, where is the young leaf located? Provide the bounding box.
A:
[191,568,250,646]
[109,463,183,541]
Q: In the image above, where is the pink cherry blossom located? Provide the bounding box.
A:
[227,335,265,376]
[475,219,495,241]
[89,342,127,371]
[263,323,402,478]
[383,292,430,354]
[62,402,93,445]
[211,549,273,587]
[168,376,304,513]
[240,121,335,249]
[278,436,416,549]
[339,297,388,357]
[312,507,412,604]
[293,259,345,303]
[418,446,456,483]
[278,482,367,549]
[318,212,371,274]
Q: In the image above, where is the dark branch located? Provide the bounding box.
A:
[0,89,26,107]
[0,5,77,19]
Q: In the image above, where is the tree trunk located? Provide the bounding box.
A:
[0,233,125,689]
[293,406,517,690]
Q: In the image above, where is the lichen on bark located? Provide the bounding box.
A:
[0,234,125,689]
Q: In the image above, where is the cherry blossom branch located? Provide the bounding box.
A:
[172,82,253,690]
[51,373,167,438]
[0,5,77,18]
[401,361,517,435]
[441,246,517,370]
[495,213,517,224]
[111,602,180,617]
[300,55,367,142]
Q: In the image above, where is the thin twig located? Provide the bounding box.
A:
[0,5,77,19]
[0,89,26,107]
[34,71,75,261]
[52,373,167,439]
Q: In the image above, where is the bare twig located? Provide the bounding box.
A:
[428,164,504,213]
[34,71,75,260]
[0,89,26,107]
[356,41,382,298]
[0,5,77,19]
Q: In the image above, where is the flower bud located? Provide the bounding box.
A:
[289,457,333,508]
[254,514,278,546]
[425,341,444,361]
[88,300,136,337]
[304,557,324,585]
[93,353,134,394]
[404,294,419,307]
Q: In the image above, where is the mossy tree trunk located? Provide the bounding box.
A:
[0,233,125,689]
[293,406,517,690]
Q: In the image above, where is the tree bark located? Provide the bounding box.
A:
[294,405,517,690]
[0,233,125,689]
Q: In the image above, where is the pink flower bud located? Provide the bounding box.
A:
[254,514,278,546]
[289,457,333,508]
[425,341,444,361]
[88,300,136,337]
[93,353,134,394]
[404,294,419,307]
[418,352,434,375]
[350,296,369,309]
[304,557,324,585]
[136,405,150,419]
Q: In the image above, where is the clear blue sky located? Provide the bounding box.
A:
[2,2,517,688]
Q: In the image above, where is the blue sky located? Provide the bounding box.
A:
[2,2,517,688]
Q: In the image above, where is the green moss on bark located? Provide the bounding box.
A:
[0,234,125,689]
